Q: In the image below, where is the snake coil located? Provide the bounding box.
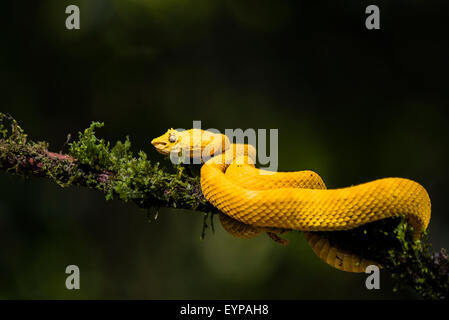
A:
[152,128,431,272]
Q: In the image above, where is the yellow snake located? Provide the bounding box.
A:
[151,128,431,272]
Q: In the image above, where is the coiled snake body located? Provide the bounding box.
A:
[152,129,431,272]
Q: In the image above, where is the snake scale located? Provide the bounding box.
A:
[152,128,431,272]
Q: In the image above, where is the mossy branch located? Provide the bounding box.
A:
[0,113,214,214]
[0,113,447,300]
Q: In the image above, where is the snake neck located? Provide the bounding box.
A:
[204,141,257,168]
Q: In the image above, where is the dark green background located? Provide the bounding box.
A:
[0,0,448,299]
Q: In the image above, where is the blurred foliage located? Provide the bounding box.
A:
[0,0,448,299]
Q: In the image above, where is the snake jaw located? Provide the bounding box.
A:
[151,138,170,155]
[151,129,183,155]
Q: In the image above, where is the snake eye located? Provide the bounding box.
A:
[169,133,177,143]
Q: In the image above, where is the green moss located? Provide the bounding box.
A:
[0,123,7,139]
[69,122,112,171]
[0,113,42,174]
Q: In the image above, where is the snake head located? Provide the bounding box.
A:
[152,128,228,161]
[151,128,183,156]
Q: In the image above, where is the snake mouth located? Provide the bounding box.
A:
[151,139,170,155]
[151,140,166,147]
